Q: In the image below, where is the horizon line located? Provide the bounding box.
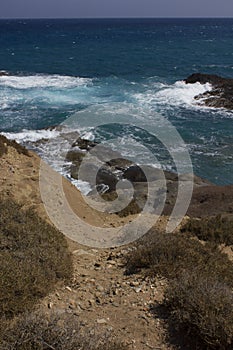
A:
[0,16,233,20]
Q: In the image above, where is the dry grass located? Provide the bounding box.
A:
[181,215,233,246]
[0,134,29,157]
[125,230,233,285]
[0,198,73,318]
[165,272,233,349]
[126,229,233,349]
[0,311,128,350]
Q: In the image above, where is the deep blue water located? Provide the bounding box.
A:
[0,18,233,186]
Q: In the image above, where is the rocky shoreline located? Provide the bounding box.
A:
[185,72,233,110]
[65,136,214,217]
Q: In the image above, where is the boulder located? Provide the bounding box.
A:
[185,73,231,86]
[123,165,147,182]
[0,70,9,77]
[185,73,233,110]
[123,165,166,183]
[72,137,97,150]
[106,158,132,171]
[96,167,118,192]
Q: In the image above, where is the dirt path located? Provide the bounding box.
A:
[40,244,172,350]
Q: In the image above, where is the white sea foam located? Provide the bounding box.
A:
[0,74,92,89]
[2,129,61,143]
[134,81,212,109]
[69,179,92,195]
[1,127,94,194]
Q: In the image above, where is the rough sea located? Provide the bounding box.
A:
[1,18,233,192]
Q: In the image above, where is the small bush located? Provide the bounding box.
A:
[0,136,7,157]
[181,215,233,246]
[165,272,233,349]
[0,198,72,318]
[0,311,128,350]
[0,134,29,157]
[125,231,233,285]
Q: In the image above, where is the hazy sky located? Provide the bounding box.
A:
[1,0,233,18]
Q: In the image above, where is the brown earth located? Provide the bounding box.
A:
[0,136,233,349]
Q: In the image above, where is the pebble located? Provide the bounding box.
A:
[88,299,96,306]
[107,260,116,265]
[96,284,104,292]
[96,318,107,324]
[112,302,120,307]
[69,300,77,309]
[48,302,53,309]
[130,281,140,287]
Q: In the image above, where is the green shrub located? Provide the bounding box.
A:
[0,198,72,318]
[0,311,128,350]
[165,272,233,349]
[181,215,233,246]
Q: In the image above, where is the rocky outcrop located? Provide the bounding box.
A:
[185,73,233,110]
[66,138,170,193]
[0,70,9,76]
[65,136,212,217]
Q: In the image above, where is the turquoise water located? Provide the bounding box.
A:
[0,18,233,185]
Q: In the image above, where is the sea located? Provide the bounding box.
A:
[1,18,233,193]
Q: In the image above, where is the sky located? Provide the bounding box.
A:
[1,0,233,19]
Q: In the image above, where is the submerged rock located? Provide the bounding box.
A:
[72,137,97,150]
[0,70,9,76]
[185,73,233,110]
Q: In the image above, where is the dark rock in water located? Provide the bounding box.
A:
[66,139,121,192]
[66,149,85,163]
[65,134,210,217]
[185,73,233,110]
[124,165,166,183]
[185,73,231,86]
[67,153,118,192]
[93,146,123,164]
[106,158,132,171]
[72,137,97,150]
[96,167,118,192]
[70,161,99,183]
[123,165,147,182]
[0,70,9,76]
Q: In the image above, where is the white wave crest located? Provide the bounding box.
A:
[134,81,212,108]
[0,74,92,89]
[2,128,61,143]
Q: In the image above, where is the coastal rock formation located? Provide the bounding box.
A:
[0,70,9,76]
[185,73,233,109]
[65,136,214,217]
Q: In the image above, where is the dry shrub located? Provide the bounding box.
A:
[0,134,29,157]
[116,198,142,217]
[125,231,233,285]
[0,198,72,318]
[126,230,233,349]
[181,215,233,246]
[165,272,233,349]
[0,311,128,350]
[0,135,7,157]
